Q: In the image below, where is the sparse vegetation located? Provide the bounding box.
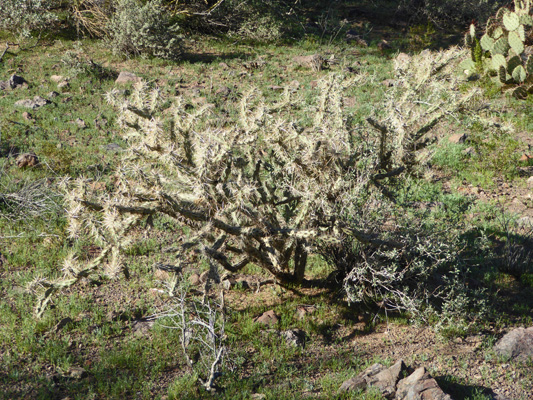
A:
[0,1,532,399]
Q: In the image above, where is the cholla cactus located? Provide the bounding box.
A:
[33,51,478,316]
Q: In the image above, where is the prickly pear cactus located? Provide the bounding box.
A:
[460,0,533,99]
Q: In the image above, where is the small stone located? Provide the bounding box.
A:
[9,74,27,89]
[296,305,316,320]
[115,71,141,84]
[16,153,39,168]
[219,62,230,69]
[394,53,411,69]
[448,133,467,144]
[58,81,70,89]
[132,320,154,337]
[15,99,37,109]
[0,81,9,90]
[462,147,474,155]
[289,80,300,89]
[520,153,532,162]
[67,366,87,379]
[370,359,407,397]
[22,111,33,121]
[396,367,452,400]
[339,375,367,392]
[527,176,533,188]
[281,329,307,347]
[50,75,64,83]
[48,91,60,98]
[216,86,231,96]
[103,143,122,152]
[254,310,280,325]
[73,118,87,129]
[188,273,201,286]
[199,270,209,283]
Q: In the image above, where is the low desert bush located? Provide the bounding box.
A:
[106,0,183,59]
[398,0,506,26]
[0,0,58,37]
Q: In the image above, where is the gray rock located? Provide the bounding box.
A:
[33,96,51,107]
[15,96,51,109]
[132,320,154,337]
[9,74,27,89]
[73,118,87,129]
[115,71,141,84]
[339,363,384,393]
[340,360,408,398]
[15,99,38,109]
[339,375,367,392]
[371,359,407,398]
[103,143,122,152]
[493,327,533,362]
[67,366,87,379]
[280,329,307,347]
[395,367,451,400]
[0,81,8,90]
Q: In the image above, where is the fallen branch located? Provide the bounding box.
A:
[0,43,9,63]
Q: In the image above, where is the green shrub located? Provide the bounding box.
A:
[399,0,506,26]
[0,0,57,37]
[107,0,183,60]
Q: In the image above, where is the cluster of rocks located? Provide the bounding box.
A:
[340,360,451,400]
